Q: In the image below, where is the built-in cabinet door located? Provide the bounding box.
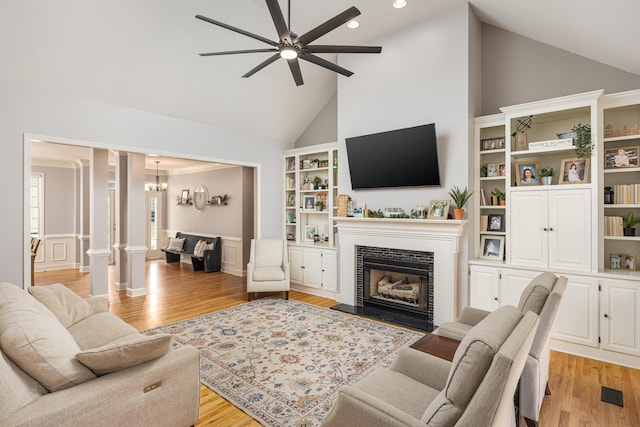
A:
[303,249,323,288]
[469,265,500,311]
[500,269,540,307]
[600,279,640,357]
[289,247,304,284]
[548,189,591,271]
[552,274,599,348]
[321,250,338,292]
[510,191,547,267]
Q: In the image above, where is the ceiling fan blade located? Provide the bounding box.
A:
[299,53,353,77]
[306,45,382,54]
[199,48,278,56]
[242,53,281,78]
[295,7,361,46]
[265,0,292,45]
[196,14,278,47]
[287,58,304,86]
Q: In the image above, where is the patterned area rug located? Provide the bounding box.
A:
[144,298,423,426]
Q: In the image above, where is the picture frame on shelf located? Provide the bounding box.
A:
[605,146,639,169]
[559,157,590,184]
[304,225,317,242]
[624,254,636,271]
[498,163,506,176]
[303,195,315,210]
[353,202,366,217]
[287,193,295,207]
[479,235,505,261]
[515,162,540,185]
[287,159,296,171]
[487,163,498,177]
[427,200,450,219]
[180,189,189,204]
[487,214,504,232]
[610,253,623,269]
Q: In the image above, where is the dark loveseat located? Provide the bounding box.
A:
[161,232,222,273]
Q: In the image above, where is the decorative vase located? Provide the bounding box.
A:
[623,227,636,237]
[453,208,464,220]
[541,176,552,185]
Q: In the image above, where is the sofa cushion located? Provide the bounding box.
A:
[76,333,173,375]
[166,237,185,252]
[0,301,96,392]
[68,312,139,350]
[422,305,522,425]
[28,283,93,328]
[517,272,557,314]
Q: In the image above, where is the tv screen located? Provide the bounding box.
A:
[345,123,440,190]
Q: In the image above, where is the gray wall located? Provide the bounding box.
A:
[295,93,338,148]
[482,24,640,114]
[31,164,76,236]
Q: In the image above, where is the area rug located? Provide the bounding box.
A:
[144,298,423,426]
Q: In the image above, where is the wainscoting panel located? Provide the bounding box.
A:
[35,234,77,272]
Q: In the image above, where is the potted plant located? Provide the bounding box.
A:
[314,200,324,211]
[539,167,554,185]
[448,185,473,220]
[623,212,640,236]
[219,194,229,205]
[572,123,593,158]
[312,176,323,190]
[491,188,506,206]
[480,164,488,178]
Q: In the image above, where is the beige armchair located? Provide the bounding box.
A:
[435,272,567,427]
[247,239,290,301]
[321,305,539,427]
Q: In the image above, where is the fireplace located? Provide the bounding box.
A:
[363,257,429,314]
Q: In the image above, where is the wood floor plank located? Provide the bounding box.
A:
[35,260,640,426]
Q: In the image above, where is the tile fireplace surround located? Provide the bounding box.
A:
[333,217,466,326]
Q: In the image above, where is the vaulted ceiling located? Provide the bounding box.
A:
[2,0,638,145]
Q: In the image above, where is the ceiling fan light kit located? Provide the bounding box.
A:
[196,0,382,86]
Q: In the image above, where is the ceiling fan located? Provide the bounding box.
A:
[196,0,382,86]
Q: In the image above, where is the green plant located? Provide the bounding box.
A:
[219,194,229,204]
[480,163,488,177]
[315,200,323,209]
[539,167,555,177]
[572,123,593,158]
[448,185,473,209]
[623,212,640,228]
[368,209,385,218]
[491,188,505,200]
[312,176,323,187]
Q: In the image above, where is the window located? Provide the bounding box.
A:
[30,173,43,237]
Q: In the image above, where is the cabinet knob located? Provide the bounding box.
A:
[494,297,498,301]
[543,227,548,231]
[604,313,608,318]
[301,266,305,269]
[549,227,554,231]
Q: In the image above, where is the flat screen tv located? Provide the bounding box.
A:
[345,123,440,190]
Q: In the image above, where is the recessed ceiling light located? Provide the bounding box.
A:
[347,20,360,29]
[393,0,407,9]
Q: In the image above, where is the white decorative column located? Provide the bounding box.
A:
[75,160,91,273]
[333,217,466,326]
[87,149,110,297]
[126,153,147,297]
[113,151,128,291]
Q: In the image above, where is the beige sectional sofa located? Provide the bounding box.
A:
[0,282,200,427]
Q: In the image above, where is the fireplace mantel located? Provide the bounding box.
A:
[333,217,466,326]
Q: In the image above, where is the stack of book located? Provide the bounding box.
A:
[612,184,640,204]
[604,216,624,236]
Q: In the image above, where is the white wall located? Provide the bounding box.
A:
[337,4,477,314]
[0,79,290,286]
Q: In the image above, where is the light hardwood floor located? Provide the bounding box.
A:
[34,260,640,427]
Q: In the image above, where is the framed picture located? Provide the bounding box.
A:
[479,235,505,260]
[559,157,590,184]
[487,163,498,177]
[303,195,315,210]
[498,163,506,176]
[487,214,504,232]
[610,253,624,269]
[427,200,450,219]
[605,146,639,169]
[180,189,190,204]
[353,202,366,217]
[287,193,295,207]
[304,225,317,242]
[287,159,296,171]
[624,254,636,271]
[515,162,540,185]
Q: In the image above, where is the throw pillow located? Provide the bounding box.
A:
[166,237,185,252]
[76,333,173,375]
[0,302,96,392]
[28,283,93,328]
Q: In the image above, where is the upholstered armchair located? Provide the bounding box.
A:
[321,305,539,427]
[435,272,567,427]
[246,239,290,301]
